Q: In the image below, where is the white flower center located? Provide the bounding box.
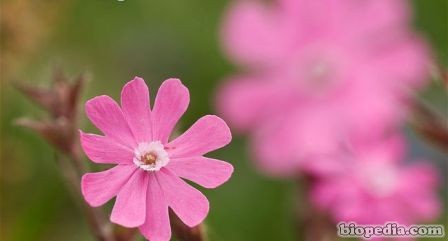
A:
[308,59,333,83]
[292,45,347,97]
[133,141,169,171]
[360,162,398,198]
[300,56,339,94]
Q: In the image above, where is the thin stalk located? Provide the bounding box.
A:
[56,151,116,241]
[295,174,336,241]
[170,210,207,241]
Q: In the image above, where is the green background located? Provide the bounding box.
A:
[1,0,447,240]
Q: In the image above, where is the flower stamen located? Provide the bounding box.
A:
[133,141,169,171]
[142,152,157,165]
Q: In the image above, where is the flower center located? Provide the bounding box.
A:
[300,56,339,95]
[360,162,398,198]
[142,152,157,165]
[307,59,333,85]
[292,45,347,97]
[133,141,169,171]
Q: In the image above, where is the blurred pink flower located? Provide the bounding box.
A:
[80,77,233,241]
[217,0,431,176]
[310,134,441,226]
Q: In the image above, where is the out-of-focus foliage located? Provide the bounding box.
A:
[0,0,446,240]
[0,0,72,80]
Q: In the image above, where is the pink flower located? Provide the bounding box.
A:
[80,77,233,241]
[217,0,431,176]
[310,134,441,226]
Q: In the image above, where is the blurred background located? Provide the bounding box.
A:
[1,0,447,240]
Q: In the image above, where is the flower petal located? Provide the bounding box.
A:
[167,156,233,188]
[167,115,231,158]
[121,77,152,143]
[81,165,137,207]
[139,174,171,241]
[79,131,134,164]
[156,168,209,227]
[371,36,431,89]
[400,163,440,192]
[152,78,189,143]
[111,170,149,227]
[342,0,410,39]
[216,76,285,132]
[401,192,441,221]
[85,95,136,148]
[222,0,290,67]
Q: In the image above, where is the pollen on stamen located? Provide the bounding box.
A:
[142,152,157,165]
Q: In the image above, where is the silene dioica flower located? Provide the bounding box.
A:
[310,134,441,227]
[217,0,432,177]
[80,77,234,241]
